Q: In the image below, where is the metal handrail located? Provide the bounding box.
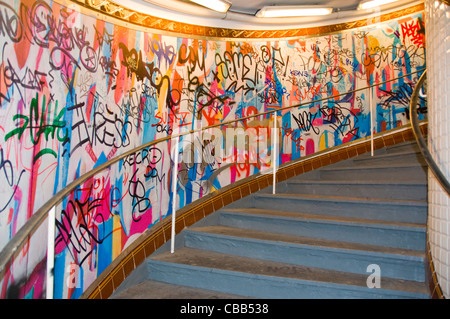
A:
[0,68,426,276]
[410,70,450,195]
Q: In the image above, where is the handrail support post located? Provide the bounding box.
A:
[272,112,278,194]
[370,86,374,157]
[46,205,56,299]
[170,136,179,254]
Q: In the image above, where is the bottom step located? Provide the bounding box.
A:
[146,247,429,299]
[111,280,247,299]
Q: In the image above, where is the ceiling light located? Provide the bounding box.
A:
[256,6,333,18]
[189,0,231,13]
[358,0,399,10]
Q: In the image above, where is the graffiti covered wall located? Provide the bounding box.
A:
[0,0,425,298]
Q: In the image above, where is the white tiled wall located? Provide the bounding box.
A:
[425,0,450,298]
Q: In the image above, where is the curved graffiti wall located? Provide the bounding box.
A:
[0,0,426,298]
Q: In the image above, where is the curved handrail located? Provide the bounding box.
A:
[0,68,426,276]
[410,70,450,195]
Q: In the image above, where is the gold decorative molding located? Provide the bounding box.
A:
[69,0,425,39]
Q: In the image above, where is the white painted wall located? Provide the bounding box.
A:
[425,0,450,298]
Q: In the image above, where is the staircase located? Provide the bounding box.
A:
[111,140,430,299]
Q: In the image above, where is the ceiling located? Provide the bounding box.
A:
[200,0,362,15]
[113,0,421,29]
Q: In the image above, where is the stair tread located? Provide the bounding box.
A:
[188,225,426,258]
[357,149,421,158]
[221,208,427,229]
[320,162,426,170]
[111,279,247,299]
[254,193,428,206]
[385,142,421,150]
[150,247,428,295]
[286,179,427,186]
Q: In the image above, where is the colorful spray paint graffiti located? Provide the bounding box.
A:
[0,0,426,298]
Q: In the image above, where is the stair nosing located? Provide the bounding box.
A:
[220,208,427,231]
[185,225,426,260]
[286,179,427,186]
[320,162,427,170]
[354,150,422,160]
[149,248,429,297]
[253,193,428,207]
[110,279,248,299]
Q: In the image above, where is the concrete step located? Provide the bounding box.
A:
[359,141,420,156]
[317,163,427,182]
[110,279,248,299]
[282,180,427,201]
[385,141,421,154]
[184,225,426,282]
[218,208,426,251]
[146,247,429,299]
[251,193,427,224]
[352,151,426,167]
